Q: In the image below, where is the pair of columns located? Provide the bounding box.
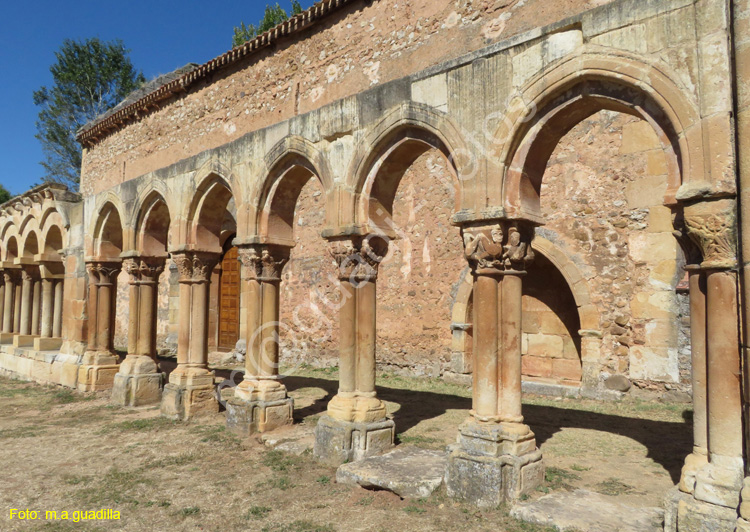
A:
[0,264,64,348]
[227,244,295,434]
[111,257,166,406]
[669,199,745,531]
[160,251,221,419]
[444,222,544,506]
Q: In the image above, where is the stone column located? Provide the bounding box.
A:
[671,199,744,531]
[30,275,41,336]
[678,266,708,494]
[313,236,395,466]
[161,251,220,420]
[19,268,34,336]
[227,245,294,435]
[13,278,22,334]
[78,261,121,392]
[40,279,54,338]
[52,280,63,338]
[1,269,19,338]
[446,222,543,507]
[111,257,165,407]
[0,271,5,336]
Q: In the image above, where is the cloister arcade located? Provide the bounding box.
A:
[1,0,747,529]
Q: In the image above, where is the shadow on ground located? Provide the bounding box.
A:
[158,356,691,483]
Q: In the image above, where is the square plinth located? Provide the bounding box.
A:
[313,415,395,467]
[226,397,294,436]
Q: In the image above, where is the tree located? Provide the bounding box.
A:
[0,184,11,204]
[232,1,304,47]
[34,38,145,189]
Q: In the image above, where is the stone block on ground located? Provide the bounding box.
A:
[336,447,447,499]
[510,489,664,532]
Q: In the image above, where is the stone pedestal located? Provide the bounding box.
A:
[161,251,220,420]
[77,352,120,392]
[33,337,63,351]
[227,377,294,435]
[160,379,217,420]
[445,420,543,507]
[313,414,395,467]
[13,334,37,348]
[111,355,164,407]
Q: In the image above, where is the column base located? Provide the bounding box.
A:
[111,373,164,407]
[679,452,709,494]
[313,414,395,466]
[445,420,544,507]
[13,334,38,348]
[676,495,738,532]
[693,460,743,508]
[33,337,63,352]
[0,332,15,344]
[160,382,218,421]
[226,397,294,436]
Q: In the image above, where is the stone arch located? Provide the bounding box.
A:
[4,234,19,262]
[135,191,172,257]
[21,230,40,258]
[186,173,236,253]
[40,209,67,255]
[92,201,125,260]
[256,137,332,245]
[498,50,701,222]
[349,103,471,234]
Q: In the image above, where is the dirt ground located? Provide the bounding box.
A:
[0,366,691,532]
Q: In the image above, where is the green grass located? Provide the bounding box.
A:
[538,467,580,493]
[264,449,302,472]
[0,424,44,439]
[99,417,178,434]
[261,521,335,532]
[397,433,441,446]
[177,506,200,517]
[73,467,152,506]
[315,475,330,485]
[245,506,272,519]
[595,478,635,496]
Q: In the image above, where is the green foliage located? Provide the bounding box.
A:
[232,1,305,47]
[0,184,11,204]
[34,38,145,189]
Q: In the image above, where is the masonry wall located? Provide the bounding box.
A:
[79,0,620,196]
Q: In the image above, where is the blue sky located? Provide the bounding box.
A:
[0,0,313,195]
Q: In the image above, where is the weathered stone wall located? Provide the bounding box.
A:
[79,0,622,197]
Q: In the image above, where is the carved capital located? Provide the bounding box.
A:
[3,269,20,285]
[124,256,165,284]
[328,236,389,282]
[461,221,535,275]
[86,261,122,285]
[21,267,40,283]
[191,252,220,282]
[683,199,737,270]
[238,245,290,282]
[171,252,194,283]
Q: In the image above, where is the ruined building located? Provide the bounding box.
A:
[0,0,748,529]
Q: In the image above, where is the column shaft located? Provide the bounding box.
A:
[189,279,210,369]
[3,273,15,333]
[40,279,54,338]
[245,278,262,377]
[338,280,357,395]
[356,279,377,395]
[13,282,21,333]
[126,275,140,355]
[500,273,524,423]
[52,280,63,338]
[688,268,708,456]
[705,270,743,460]
[86,267,99,349]
[97,277,114,352]
[473,274,499,420]
[259,280,280,377]
[137,279,157,357]
[31,277,41,336]
[0,279,5,330]
[19,272,32,335]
